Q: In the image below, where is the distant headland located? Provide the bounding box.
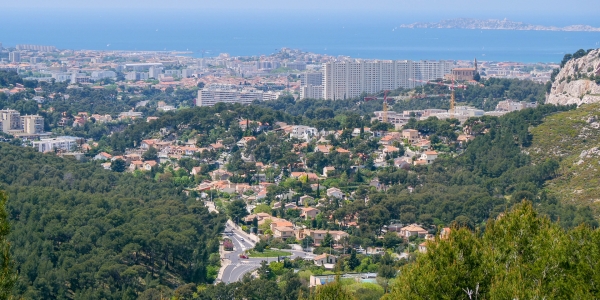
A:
[399,18,600,32]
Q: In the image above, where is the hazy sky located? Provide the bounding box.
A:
[6,0,600,19]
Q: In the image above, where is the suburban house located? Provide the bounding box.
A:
[140,139,158,150]
[210,169,232,181]
[209,142,224,150]
[457,134,475,146]
[394,157,412,169]
[296,229,349,245]
[326,187,344,199]
[290,125,318,141]
[315,144,332,154]
[129,160,144,171]
[272,201,298,210]
[239,119,268,132]
[418,242,428,253]
[270,220,294,231]
[300,207,320,220]
[420,151,438,164]
[402,129,419,143]
[299,195,314,205]
[323,166,335,177]
[290,172,319,181]
[336,148,351,155]
[143,161,157,171]
[328,230,350,241]
[382,145,400,156]
[414,139,431,150]
[191,166,202,176]
[314,254,338,267]
[379,134,400,146]
[236,136,256,147]
[399,224,428,239]
[93,152,112,160]
[273,227,295,239]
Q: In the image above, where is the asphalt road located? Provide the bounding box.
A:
[219,223,315,283]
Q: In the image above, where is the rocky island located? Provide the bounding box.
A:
[399,18,600,32]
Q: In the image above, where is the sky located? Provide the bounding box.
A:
[4,0,600,24]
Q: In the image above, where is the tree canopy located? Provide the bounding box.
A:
[0,144,226,298]
[384,201,600,299]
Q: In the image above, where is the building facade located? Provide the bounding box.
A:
[1,109,45,135]
[300,85,324,99]
[197,86,280,106]
[32,136,79,152]
[21,115,44,134]
[322,60,452,100]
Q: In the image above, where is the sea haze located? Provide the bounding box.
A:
[1,10,599,63]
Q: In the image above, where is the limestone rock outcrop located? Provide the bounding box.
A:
[547,49,600,106]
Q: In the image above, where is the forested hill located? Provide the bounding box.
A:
[0,144,226,299]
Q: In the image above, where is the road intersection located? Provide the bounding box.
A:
[218,222,314,283]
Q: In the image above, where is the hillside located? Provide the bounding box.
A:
[529,102,600,211]
[0,144,226,299]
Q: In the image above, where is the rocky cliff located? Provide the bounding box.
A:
[547,49,600,106]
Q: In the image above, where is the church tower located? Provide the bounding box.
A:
[474,58,478,72]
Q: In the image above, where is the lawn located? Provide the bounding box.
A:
[247,249,291,258]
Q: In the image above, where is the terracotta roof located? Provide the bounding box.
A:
[401,224,427,232]
[274,226,295,232]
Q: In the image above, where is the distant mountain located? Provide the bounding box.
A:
[399,18,600,32]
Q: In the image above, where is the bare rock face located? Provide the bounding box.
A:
[547,49,600,106]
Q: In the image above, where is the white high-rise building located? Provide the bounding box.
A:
[300,72,323,86]
[322,60,452,100]
[300,85,324,99]
[8,52,21,63]
[148,67,163,79]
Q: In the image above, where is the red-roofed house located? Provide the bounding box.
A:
[420,151,438,164]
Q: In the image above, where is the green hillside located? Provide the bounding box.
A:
[529,103,600,211]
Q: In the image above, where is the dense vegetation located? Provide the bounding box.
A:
[385,201,600,299]
[0,144,226,299]
[0,191,16,299]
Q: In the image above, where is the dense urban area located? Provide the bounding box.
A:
[1,42,600,299]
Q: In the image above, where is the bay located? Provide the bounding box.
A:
[1,10,599,63]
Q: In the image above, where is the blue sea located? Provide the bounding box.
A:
[1,10,599,63]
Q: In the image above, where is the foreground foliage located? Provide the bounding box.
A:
[385,201,600,299]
